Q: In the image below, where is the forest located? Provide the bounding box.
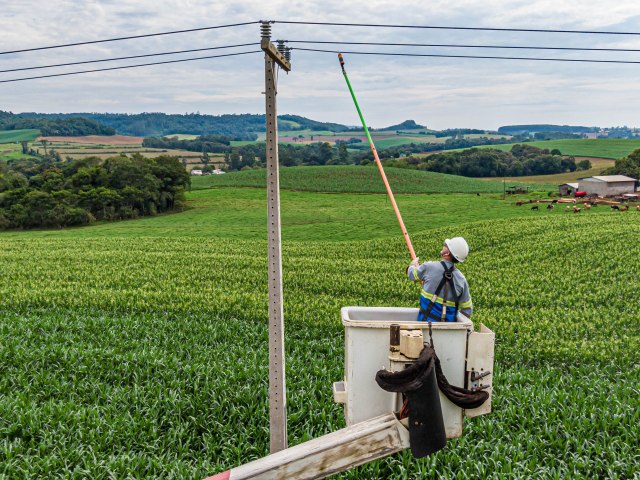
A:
[381,144,578,177]
[0,154,189,230]
[0,111,115,136]
[18,112,351,138]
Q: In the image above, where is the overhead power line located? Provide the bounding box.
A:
[292,47,640,65]
[275,20,640,36]
[0,21,259,56]
[6,40,637,76]
[286,40,640,53]
[0,43,258,73]
[6,18,640,59]
[0,50,260,84]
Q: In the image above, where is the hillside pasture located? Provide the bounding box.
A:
[38,135,144,145]
[1,188,591,242]
[0,142,40,161]
[0,128,40,143]
[464,138,640,159]
[189,165,549,194]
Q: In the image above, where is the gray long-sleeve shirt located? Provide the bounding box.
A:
[407,260,473,320]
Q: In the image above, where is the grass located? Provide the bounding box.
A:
[0,142,39,161]
[190,165,551,194]
[0,188,578,242]
[369,137,437,148]
[464,138,640,159]
[0,129,40,143]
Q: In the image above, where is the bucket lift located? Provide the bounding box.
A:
[206,309,494,479]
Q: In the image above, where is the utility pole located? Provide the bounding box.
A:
[260,20,291,454]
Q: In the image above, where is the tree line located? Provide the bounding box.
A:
[144,133,534,172]
[18,113,351,139]
[174,135,581,178]
[143,134,233,153]
[381,144,579,177]
[0,111,115,136]
[603,148,640,180]
[0,154,190,230]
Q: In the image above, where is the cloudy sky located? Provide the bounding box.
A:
[2,1,640,130]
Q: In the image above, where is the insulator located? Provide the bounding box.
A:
[276,40,286,54]
[284,47,292,62]
[260,21,271,40]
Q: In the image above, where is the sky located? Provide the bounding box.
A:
[2,0,640,130]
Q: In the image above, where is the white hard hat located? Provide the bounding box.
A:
[445,237,469,262]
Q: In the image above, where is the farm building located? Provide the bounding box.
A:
[558,183,579,196]
[577,175,637,197]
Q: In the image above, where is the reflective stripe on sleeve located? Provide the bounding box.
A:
[412,266,419,280]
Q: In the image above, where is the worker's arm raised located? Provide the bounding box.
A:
[406,257,421,281]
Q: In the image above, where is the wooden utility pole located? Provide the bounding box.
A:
[260,21,291,454]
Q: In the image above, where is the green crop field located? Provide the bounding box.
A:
[466,138,640,159]
[0,129,40,143]
[0,168,638,478]
[190,165,553,194]
[369,137,435,148]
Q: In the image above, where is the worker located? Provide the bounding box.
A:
[406,237,473,322]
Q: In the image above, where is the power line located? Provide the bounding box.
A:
[286,40,640,53]
[292,47,640,65]
[0,21,259,56]
[7,18,640,59]
[275,20,640,36]
[0,50,261,84]
[0,43,259,74]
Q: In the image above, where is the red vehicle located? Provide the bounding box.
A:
[574,191,587,197]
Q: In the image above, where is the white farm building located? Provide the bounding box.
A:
[577,175,637,197]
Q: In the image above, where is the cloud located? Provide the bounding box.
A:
[2,0,640,128]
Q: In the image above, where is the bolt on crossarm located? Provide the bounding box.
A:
[338,53,416,261]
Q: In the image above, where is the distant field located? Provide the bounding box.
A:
[372,136,438,148]
[242,131,509,149]
[464,134,511,140]
[484,157,615,185]
[0,142,39,161]
[38,135,143,145]
[278,129,337,137]
[0,129,40,143]
[190,165,552,194]
[30,136,225,167]
[465,138,640,159]
[163,134,198,140]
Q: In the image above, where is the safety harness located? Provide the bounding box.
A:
[419,261,460,322]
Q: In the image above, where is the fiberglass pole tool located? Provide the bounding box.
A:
[338,53,417,260]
